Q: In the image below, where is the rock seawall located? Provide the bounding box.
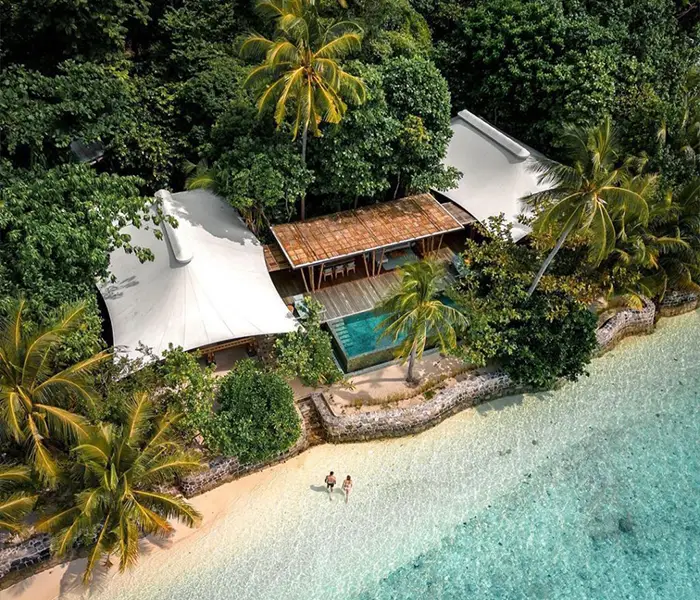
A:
[595,297,656,354]
[658,291,699,317]
[311,371,524,443]
[311,296,657,443]
[0,535,50,581]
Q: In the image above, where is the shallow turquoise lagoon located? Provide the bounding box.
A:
[88,312,699,600]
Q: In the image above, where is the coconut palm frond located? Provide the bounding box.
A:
[133,490,202,529]
[82,514,114,584]
[315,32,362,59]
[0,492,37,534]
[376,261,467,382]
[239,34,275,60]
[34,403,91,441]
[41,392,203,583]
[26,414,60,485]
[587,203,617,266]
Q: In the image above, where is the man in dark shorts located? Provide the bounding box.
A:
[325,471,336,499]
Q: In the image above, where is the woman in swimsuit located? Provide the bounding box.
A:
[342,475,353,504]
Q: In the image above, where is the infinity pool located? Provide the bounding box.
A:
[328,295,456,371]
[68,311,700,600]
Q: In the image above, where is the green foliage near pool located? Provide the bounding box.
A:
[275,298,343,386]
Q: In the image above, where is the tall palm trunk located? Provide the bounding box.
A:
[300,122,309,221]
[406,340,418,383]
[527,220,576,297]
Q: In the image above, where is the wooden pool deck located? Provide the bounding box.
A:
[272,245,458,322]
[312,271,401,321]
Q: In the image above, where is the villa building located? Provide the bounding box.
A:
[98,110,550,368]
[264,193,464,323]
[435,108,549,241]
[98,189,297,362]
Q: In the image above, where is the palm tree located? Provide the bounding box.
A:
[377,261,467,383]
[599,178,700,308]
[0,464,37,534]
[525,117,658,297]
[241,0,367,219]
[657,67,700,162]
[656,179,700,292]
[604,190,689,307]
[38,393,203,584]
[0,300,110,485]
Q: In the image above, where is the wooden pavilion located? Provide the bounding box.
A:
[266,193,463,293]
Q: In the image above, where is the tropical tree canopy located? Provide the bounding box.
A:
[377,261,467,383]
[38,393,203,583]
[525,117,658,295]
[0,300,109,484]
[241,0,367,143]
[606,178,700,303]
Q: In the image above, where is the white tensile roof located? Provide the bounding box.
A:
[438,109,549,242]
[99,189,297,360]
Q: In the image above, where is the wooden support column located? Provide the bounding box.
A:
[308,265,315,292]
[300,267,310,293]
[437,234,444,251]
[377,248,386,275]
[317,262,325,290]
[362,252,370,277]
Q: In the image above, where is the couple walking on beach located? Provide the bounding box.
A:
[324,471,352,503]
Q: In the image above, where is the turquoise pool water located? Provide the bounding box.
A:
[334,309,401,357]
[77,312,699,600]
[330,295,457,359]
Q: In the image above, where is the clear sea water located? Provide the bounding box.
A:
[74,312,699,600]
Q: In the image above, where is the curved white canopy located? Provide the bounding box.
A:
[438,109,549,242]
[99,189,297,360]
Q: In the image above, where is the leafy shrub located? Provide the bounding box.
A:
[498,291,598,389]
[215,360,301,463]
[159,346,219,447]
[275,297,342,386]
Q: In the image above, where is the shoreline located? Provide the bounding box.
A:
[1,298,697,599]
[0,452,305,600]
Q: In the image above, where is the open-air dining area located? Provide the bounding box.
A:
[263,193,466,321]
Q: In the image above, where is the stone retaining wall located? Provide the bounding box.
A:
[311,296,658,444]
[311,371,524,443]
[658,291,699,317]
[0,534,50,580]
[595,297,656,354]
[178,403,311,498]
